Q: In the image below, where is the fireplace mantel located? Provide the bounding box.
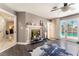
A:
[27,25,42,29]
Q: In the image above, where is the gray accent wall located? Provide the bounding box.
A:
[16,12,48,43]
[16,12,26,42]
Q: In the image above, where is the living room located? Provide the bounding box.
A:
[0,3,79,56]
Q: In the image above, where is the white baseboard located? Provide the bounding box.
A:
[17,42,30,45]
[0,42,17,53]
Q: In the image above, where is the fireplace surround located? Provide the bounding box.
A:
[26,25,43,44]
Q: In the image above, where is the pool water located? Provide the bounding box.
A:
[67,33,77,37]
[61,32,77,37]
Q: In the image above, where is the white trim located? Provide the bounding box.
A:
[0,42,17,53]
[13,10,17,46]
[0,8,15,17]
[17,42,30,45]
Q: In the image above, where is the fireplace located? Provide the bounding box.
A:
[31,29,40,40]
[31,28,43,44]
[26,25,43,44]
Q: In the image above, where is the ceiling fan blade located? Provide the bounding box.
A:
[69,3,75,6]
[50,9,57,12]
[50,3,75,12]
[50,7,61,12]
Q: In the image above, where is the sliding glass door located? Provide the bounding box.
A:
[60,19,78,40]
[67,19,78,39]
[60,20,67,39]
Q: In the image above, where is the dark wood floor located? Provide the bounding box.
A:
[0,39,59,56]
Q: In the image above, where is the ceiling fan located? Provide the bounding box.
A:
[51,3,75,12]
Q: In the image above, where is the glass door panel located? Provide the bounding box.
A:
[60,20,67,39]
[67,20,78,39]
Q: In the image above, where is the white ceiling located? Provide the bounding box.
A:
[4,3,79,19]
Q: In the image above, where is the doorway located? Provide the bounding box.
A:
[0,17,6,42]
[0,8,17,53]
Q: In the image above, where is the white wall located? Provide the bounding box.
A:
[47,19,60,40]
[47,21,56,39]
